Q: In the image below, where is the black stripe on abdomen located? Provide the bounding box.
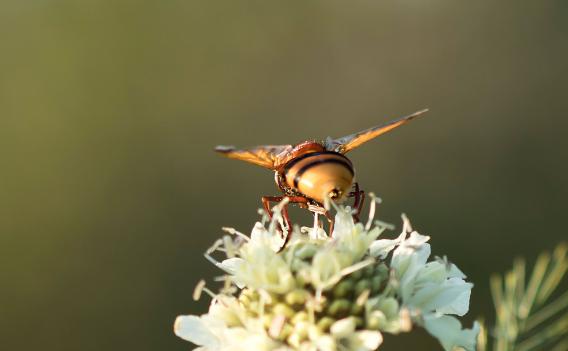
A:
[293,158,354,188]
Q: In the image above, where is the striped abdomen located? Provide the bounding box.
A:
[282,151,354,204]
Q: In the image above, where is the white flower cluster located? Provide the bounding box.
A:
[175,204,479,351]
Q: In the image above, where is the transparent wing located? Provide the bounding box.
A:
[214,144,293,170]
[327,109,428,153]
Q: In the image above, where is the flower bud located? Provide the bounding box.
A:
[291,311,309,325]
[327,299,352,318]
[332,280,353,298]
[371,276,383,294]
[363,264,375,277]
[273,303,295,319]
[350,270,364,281]
[285,289,310,306]
[354,280,371,296]
[366,311,387,330]
[317,317,335,332]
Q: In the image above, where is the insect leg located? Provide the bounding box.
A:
[349,182,365,223]
[262,196,294,251]
[277,196,314,249]
[261,196,286,220]
[281,204,291,232]
[282,196,311,231]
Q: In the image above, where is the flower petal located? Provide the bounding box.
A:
[174,315,220,348]
[408,278,473,316]
[354,330,383,350]
[331,208,356,239]
[436,288,472,316]
[423,315,479,351]
[330,317,356,338]
[369,231,406,259]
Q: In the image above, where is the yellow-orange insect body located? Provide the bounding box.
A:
[215,109,427,248]
[281,151,354,204]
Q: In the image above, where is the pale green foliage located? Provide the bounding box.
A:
[478,243,568,351]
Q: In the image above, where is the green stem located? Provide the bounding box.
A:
[550,336,568,351]
[518,253,550,319]
[524,290,568,332]
[515,312,568,351]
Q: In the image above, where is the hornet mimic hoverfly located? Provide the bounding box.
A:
[215,109,427,248]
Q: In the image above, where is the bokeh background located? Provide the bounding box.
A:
[2,1,567,350]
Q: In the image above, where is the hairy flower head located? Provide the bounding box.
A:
[175,198,478,350]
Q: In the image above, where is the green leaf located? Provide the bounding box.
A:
[483,242,568,351]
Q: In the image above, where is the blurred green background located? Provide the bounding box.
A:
[1,1,567,350]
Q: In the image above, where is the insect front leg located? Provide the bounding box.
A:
[261,196,293,253]
[349,182,365,223]
[279,196,311,249]
[261,196,282,220]
[261,196,291,231]
[282,196,312,231]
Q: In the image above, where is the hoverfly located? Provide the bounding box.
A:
[215,109,427,247]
